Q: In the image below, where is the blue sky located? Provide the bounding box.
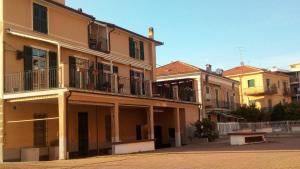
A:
[67,0,300,70]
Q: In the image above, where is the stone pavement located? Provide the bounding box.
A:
[1,137,300,169]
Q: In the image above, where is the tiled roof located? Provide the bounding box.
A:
[156,61,200,76]
[224,65,263,77]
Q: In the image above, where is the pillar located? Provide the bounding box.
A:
[174,107,181,147]
[147,105,154,140]
[0,100,4,162]
[111,103,120,154]
[58,92,67,160]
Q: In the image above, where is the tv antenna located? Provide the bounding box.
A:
[237,47,245,66]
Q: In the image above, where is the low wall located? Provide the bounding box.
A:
[113,140,155,155]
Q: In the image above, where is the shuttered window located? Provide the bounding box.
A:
[33,3,48,34]
[129,37,135,58]
[139,41,144,60]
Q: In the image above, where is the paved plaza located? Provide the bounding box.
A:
[1,136,300,169]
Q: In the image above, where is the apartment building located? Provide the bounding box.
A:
[288,63,300,102]
[155,61,241,122]
[0,0,200,162]
[224,65,291,110]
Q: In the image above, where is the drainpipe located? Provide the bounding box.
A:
[6,29,63,87]
[65,91,72,158]
[108,26,115,53]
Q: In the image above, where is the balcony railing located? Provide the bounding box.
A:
[5,68,62,93]
[152,87,197,102]
[244,85,277,96]
[69,68,151,97]
[89,37,108,52]
[205,99,240,110]
[291,77,300,84]
[283,88,292,96]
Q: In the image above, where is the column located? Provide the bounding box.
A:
[58,92,67,160]
[174,107,181,147]
[147,105,154,140]
[0,100,4,162]
[111,103,120,154]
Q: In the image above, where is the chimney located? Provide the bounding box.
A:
[206,64,212,72]
[53,0,65,5]
[148,27,154,39]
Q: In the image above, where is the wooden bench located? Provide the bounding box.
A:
[228,132,266,145]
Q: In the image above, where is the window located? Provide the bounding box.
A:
[268,99,272,110]
[266,79,270,88]
[33,3,48,34]
[247,79,255,88]
[129,37,144,60]
[130,70,144,95]
[206,87,210,94]
[205,75,209,82]
[34,113,47,147]
[232,83,235,90]
[32,48,47,70]
[278,80,280,89]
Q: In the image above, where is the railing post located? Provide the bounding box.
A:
[149,80,153,97]
[114,74,118,93]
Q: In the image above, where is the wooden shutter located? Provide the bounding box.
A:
[129,37,135,58]
[33,3,48,34]
[24,46,33,91]
[139,41,144,60]
[69,56,76,87]
[130,70,136,95]
[97,63,104,90]
[142,72,145,95]
[49,51,58,88]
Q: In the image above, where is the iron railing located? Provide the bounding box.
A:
[217,121,300,136]
[205,99,240,110]
[5,68,62,93]
[69,68,151,97]
[243,85,278,96]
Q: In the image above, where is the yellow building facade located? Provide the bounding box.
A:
[224,65,291,110]
[0,0,200,162]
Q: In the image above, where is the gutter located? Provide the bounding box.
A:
[65,91,72,158]
[6,28,63,86]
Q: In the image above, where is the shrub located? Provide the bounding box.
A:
[193,119,219,142]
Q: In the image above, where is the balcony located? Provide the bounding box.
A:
[283,88,292,96]
[69,68,152,97]
[4,68,62,93]
[89,23,109,52]
[244,85,277,96]
[4,68,152,98]
[152,79,197,102]
[205,99,240,110]
[291,77,300,84]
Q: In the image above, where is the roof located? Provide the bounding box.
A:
[96,20,163,45]
[224,65,263,77]
[156,61,201,76]
[44,0,95,19]
[44,1,163,45]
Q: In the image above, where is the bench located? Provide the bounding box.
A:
[228,132,266,145]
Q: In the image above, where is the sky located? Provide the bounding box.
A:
[67,0,300,70]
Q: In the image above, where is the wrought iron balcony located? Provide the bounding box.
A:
[4,68,62,93]
[244,85,278,96]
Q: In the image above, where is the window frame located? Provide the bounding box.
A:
[247,79,255,88]
[32,2,49,34]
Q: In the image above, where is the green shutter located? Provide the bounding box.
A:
[130,70,136,94]
[49,51,58,88]
[33,3,48,34]
[129,37,135,58]
[139,41,144,60]
[23,46,33,91]
[69,56,76,87]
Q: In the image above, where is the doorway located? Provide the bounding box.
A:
[154,125,162,149]
[78,112,89,157]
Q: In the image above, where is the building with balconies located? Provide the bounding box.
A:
[224,65,291,110]
[0,0,200,162]
[288,63,300,103]
[155,61,241,123]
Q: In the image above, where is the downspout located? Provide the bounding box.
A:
[108,25,115,53]
[65,91,72,158]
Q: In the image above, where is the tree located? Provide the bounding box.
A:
[193,119,218,142]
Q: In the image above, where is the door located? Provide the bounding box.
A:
[136,125,142,140]
[154,125,162,149]
[78,112,89,157]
